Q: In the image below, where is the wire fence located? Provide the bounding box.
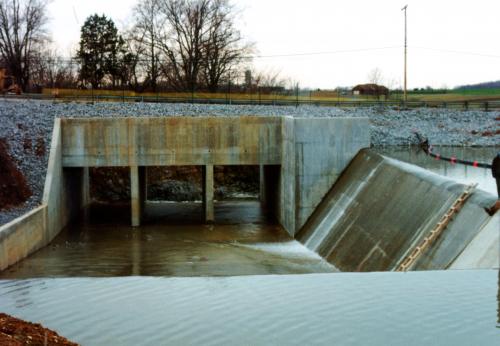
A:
[2,90,500,111]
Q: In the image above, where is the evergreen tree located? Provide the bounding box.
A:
[77,14,127,88]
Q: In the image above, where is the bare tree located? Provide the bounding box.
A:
[0,0,48,91]
[157,0,250,92]
[132,0,163,91]
[157,0,211,91]
[121,31,144,90]
[201,0,252,92]
[253,67,287,89]
[31,49,77,89]
[367,67,383,85]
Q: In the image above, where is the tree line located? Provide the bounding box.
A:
[0,0,281,93]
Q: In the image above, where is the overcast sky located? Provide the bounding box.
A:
[48,0,500,89]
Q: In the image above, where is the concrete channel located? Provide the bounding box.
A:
[0,115,497,272]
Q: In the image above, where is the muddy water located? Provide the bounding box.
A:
[0,200,335,278]
[375,146,500,195]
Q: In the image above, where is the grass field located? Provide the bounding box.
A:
[396,88,500,102]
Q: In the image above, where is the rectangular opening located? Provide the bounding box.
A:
[145,165,204,223]
[87,166,131,224]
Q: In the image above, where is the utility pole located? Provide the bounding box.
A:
[402,5,408,103]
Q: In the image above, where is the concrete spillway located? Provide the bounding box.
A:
[297,149,499,271]
[1,116,497,273]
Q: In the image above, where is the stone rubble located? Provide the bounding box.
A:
[0,99,498,225]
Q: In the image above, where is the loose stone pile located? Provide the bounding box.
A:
[0,99,498,224]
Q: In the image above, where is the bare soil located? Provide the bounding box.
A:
[0,313,77,345]
[0,139,31,210]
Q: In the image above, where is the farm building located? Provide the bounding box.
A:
[352,84,389,97]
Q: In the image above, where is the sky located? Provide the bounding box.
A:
[48,0,500,89]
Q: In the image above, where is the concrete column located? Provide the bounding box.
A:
[82,166,90,207]
[130,166,145,227]
[81,167,91,222]
[202,165,214,222]
[259,164,266,206]
[140,166,146,212]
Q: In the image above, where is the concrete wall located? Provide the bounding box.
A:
[0,206,46,271]
[0,119,90,271]
[61,117,282,167]
[450,214,499,269]
[293,117,371,231]
[278,117,296,234]
[43,119,89,241]
[297,149,498,271]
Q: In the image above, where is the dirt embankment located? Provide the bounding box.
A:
[0,313,77,345]
[0,139,31,210]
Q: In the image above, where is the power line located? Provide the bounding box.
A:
[18,45,500,63]
[412,46,500,59]
[248,46,402,59]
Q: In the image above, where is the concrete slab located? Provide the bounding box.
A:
[450,214,499,269]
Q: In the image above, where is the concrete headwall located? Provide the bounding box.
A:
[297,149,498,271]
[59,116,370,236]
[61,117,282,167]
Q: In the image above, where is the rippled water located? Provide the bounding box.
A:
[0,271,498,345]
[375,146,500,195]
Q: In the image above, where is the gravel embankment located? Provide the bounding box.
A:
[0,99,498,225]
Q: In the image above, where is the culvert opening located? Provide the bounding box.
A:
[144,165,204,223]
[147,166,202,202]
[87,166,132,224]
[144,165,272,225]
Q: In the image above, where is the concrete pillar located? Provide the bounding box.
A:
[130,166,145,226]
[259,164,266,206]
[202,164,214,222]
[81,167,91,222]
[82,166,90,207]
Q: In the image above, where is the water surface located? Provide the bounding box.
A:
[0,270,498,345]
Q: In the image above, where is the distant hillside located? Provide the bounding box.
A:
[455,80,500,90]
